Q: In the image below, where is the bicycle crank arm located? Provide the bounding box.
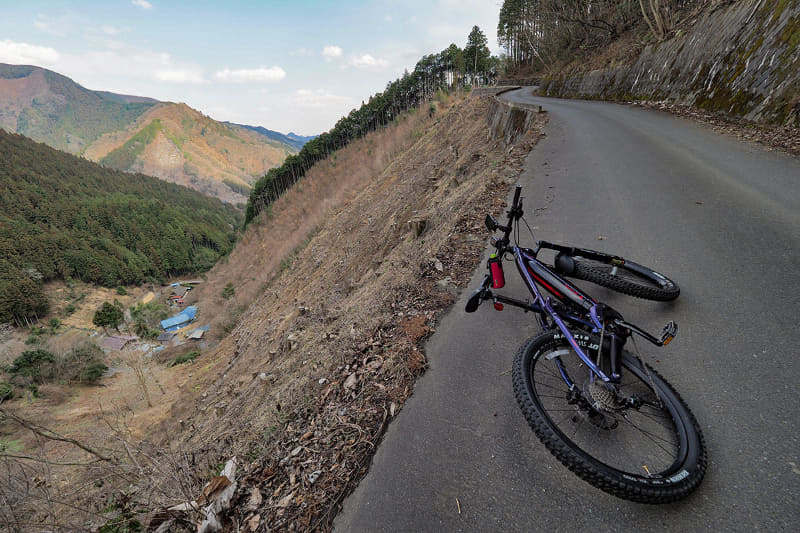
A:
[465,275,492,313]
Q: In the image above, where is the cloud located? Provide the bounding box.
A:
[214,66,286,83]
[132,0,153,9]
[322,45,343,58]
[348,54,390,72]
[290,89,352,110]
[154,68,206,84]
[33,14,70,37]
[101,25,126,36]
[0,40,60,65]
[289,48,313,57]
[54,49,208,87]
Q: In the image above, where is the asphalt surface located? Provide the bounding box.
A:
[334,90,800,532]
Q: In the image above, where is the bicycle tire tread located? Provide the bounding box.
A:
[570,259,680,302]
[511,334,706,503]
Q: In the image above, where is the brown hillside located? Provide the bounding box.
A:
[0,93,544,531]
[0,68,51,131]
[0,64,296,204]
[83,102,295,204]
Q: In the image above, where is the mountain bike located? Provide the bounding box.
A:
[465,185,706,503]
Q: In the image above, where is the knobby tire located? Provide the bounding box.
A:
[512,331,706,503]
[569,257,680,301]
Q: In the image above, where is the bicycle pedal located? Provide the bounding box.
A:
[659,321,677,345]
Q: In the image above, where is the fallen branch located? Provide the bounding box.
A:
[1,408,115,463]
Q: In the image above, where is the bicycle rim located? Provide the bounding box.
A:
[513,332,705,502]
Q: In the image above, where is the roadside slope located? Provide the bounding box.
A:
[0,93,543,531]
[145,94,543,531]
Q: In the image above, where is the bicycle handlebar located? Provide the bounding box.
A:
[494,184,524,254]
[511,184,522,211]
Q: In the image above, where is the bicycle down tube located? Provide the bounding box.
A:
[513,245,621,384]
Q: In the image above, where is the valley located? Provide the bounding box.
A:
[1,1,797,530]
[0,63,298,204]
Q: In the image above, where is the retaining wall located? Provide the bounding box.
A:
[486,90,543,146]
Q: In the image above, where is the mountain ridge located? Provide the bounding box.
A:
[0,63,298,203]
[227,122,316,151]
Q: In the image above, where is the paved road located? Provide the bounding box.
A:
[335,90,800,532]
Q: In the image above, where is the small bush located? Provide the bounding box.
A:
[48,318,61,332]
[169,350,199,367]
[0,382,13,401]
[93,301,124,331]
[81,363,108,384]
[222,283,235,300]
[24,335,41,345]
[64,303,76,315]
[116,286,128,296]
[59,342,106,383]
[133,320,159,340]
[9,349,56,383]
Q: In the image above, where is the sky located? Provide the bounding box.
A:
[0,0,501,136]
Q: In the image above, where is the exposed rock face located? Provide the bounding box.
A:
[542,0,800,126]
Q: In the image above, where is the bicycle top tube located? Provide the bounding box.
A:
[512,245,619,383]
[514,246,596,313]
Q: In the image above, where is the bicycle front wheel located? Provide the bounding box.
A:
[569,256,680,301]
[512,331,706,503]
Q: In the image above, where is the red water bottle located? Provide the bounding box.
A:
[489,253,505,289]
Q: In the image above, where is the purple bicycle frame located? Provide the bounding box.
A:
[512,245,617,384]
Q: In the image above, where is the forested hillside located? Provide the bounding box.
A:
[0,63,155,152]
[0,129,241,325]
[245,27,496,225]
[0,63,297,203]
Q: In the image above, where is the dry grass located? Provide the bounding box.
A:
[0,93,545,531]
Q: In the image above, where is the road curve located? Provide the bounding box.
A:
[335,89,800,532]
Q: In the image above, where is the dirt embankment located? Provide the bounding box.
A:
[153,94,544,531]
[0,94,545,531]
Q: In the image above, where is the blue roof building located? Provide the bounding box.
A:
[160,306,197,332]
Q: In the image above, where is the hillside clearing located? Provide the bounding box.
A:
[0,93,544,531]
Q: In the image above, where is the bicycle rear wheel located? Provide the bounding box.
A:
[512,331,706,503]
[568,256,680,301]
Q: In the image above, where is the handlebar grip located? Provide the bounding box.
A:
[512,184,522,209]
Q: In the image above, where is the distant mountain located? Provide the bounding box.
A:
[287,132,317,146]
[86,103,297,204]
[0,128,242,324]
[231,123,316,150]
[0,63,155,152]
[95,91,160,104]
[0,63,297,204]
